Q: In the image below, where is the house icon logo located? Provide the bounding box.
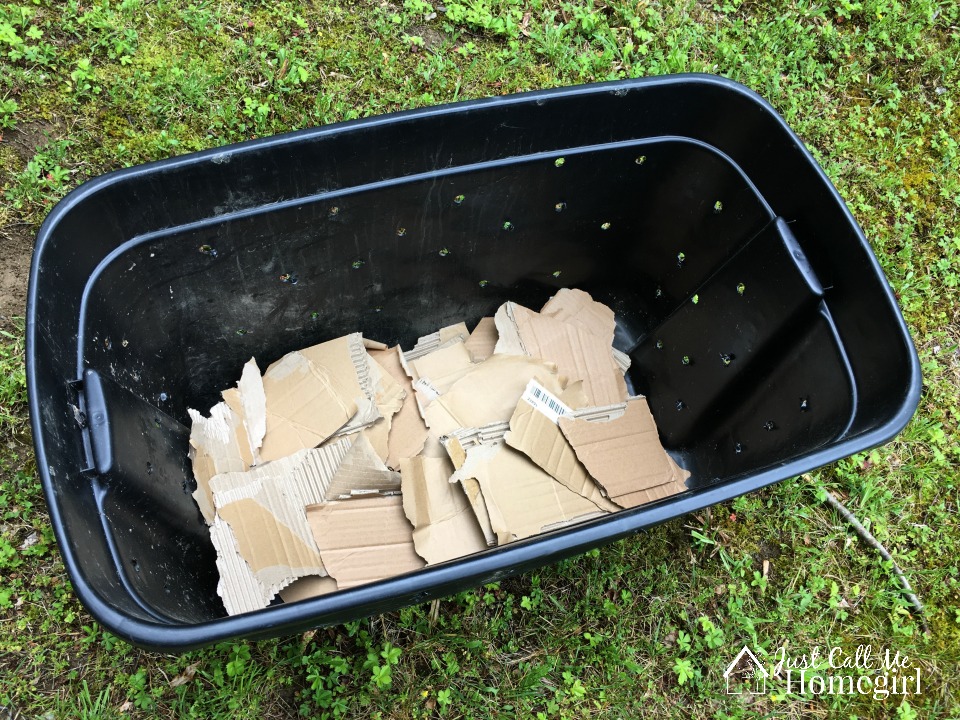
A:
[724,646,769,695]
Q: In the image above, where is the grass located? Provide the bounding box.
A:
[1,0,958,717]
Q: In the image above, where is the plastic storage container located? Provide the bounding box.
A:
[27,75,921,651]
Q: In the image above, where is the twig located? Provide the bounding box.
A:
[812,477,930,635]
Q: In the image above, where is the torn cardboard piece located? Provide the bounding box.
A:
[504,381,620,513]
[188,401,252,524]
[333,353,407,464]
[209,435,398,614]
[401,456,488,564]
[449,424,607,545]
[423,354,563,439]
[439,425,508,547]
[279,575,339,603]
[558,397,690,509]
[258,333,376,462]
[541,288,616,345]
[404,322,470,361]
[406,340,475,411]
[306,495,424,589]
[209,442,348,615]
[464,317,498,362]
[541,289,631,374]
[493,302,627,406]
[367,345,429,468]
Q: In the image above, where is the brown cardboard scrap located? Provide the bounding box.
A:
[209,435,399,614]
[368,346,428,468]
[464,317,498,362]
[541,289,631,374]
[404,322,470,362]
[324,433,401,498]
[493,302,627,406]
[279,575,339,603]
[306,495,424,589]
[449,426,607,545]
[559,397,690,509]
[400,456,488,564]
[541,288,616,345]
[438,429,502,547]
[330,349,383,439]
[333,354,407,464]
[188,401,252,524]
[363,338,389,351]
[258,333,373,462]
[504,381,619,513]
[422,354,562,439]
[407,341,475,406]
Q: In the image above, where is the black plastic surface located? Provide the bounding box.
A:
[27,75,921,651]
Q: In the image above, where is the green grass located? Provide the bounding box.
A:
[1,0,959,717]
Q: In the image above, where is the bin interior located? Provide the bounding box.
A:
[28,77,918,640]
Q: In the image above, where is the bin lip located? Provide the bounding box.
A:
[26,73,923,652]
[63,425,918,652]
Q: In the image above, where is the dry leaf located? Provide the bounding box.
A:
[169,662,199,688]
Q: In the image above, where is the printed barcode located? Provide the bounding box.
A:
[522,380,572,424]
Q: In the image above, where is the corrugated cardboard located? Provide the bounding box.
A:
[188,401,252,524]
[541,288,616,343]
[422,354,563,439]
[558,397,690,508]
[209,435,399,614]
[438,427,506,547]
[493,302,627,406]
[464,317,498,362]
[279,575,339,603]
[406,340,475,408]
[306,495,424,588]
[331,354,407,464]
[504,380,620,513]
[448,424,607,545]
[404,322,470,361]
[400,456,488,564]
[541,289,631,374]
[367,345,429,468]
[208,439,350,615]
[258,333,377,463]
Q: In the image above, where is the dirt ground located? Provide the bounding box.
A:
[0,225,31,331]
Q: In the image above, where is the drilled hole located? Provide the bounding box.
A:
[737,282,746,295]
[438,248,450,257]
[554,157,565,167]
[198,244,217,257]
[552,270,562,278]
[681,355,691,365]
[720,353,734,366]
[555,202,566,212]
[714,200,723,214]
[655,339,664,350]
[478,280,489,288]
[676,400,686,411]
[279,273,298,284]
[503,220,514,231]
[351,259,365,269]
[692,294,699,305]
[677,252,686,267]
[734,442,744,454]
[635,155,646,165]
[146,462,154,475]
[454,194,465,205]
[763,420,777,431]
[600,222,611,230]
[800,398,810,412]
[328,206,340,217]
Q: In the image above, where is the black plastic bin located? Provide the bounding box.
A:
[27,75,921,651]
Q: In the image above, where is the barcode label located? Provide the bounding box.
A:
[413,377,441,402]
[521,380,572,424]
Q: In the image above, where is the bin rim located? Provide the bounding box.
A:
[26,73,922,652]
